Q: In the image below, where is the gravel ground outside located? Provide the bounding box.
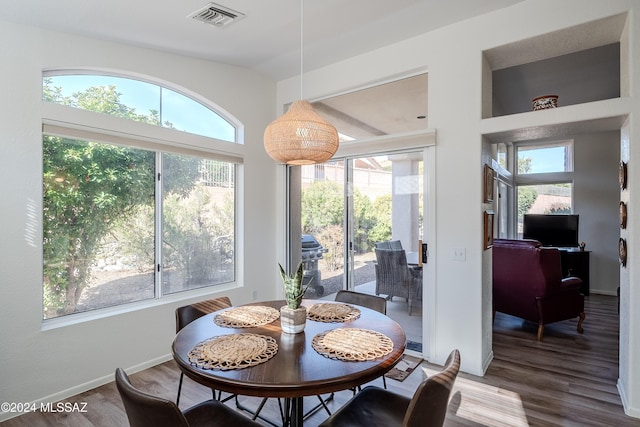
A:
[304,252,376,298]
[76,253,378,311]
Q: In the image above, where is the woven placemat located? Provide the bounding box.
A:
[307,303,361,323]
[312,328,393,361]
[213,306,280,328]
[188,333,278,370]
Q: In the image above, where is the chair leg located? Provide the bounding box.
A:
[302,393,333,420]
[217,390,235,403]
[316,394,333,416]
[250,397,269,421]
[176,372,184,406]
[577,311,585,334]
[235,396,282,427]
[178,371,232,406]
[537,323,544,341]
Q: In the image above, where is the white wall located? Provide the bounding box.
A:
[0,21,278,420]
[276,0,640,417]
[2,0,640,421]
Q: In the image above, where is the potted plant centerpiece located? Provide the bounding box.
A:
[279,262,309,334]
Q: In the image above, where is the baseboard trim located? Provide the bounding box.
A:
[589,289,618,296]
[482,350,494,375]
[617,378,640,419]
[0,353,173,423]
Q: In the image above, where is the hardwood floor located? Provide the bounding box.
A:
[2,295,638,426]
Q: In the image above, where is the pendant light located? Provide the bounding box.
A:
[263,0,338,165]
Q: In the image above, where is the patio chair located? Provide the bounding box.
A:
[318,349,460,427]
[375,240,403,250]
[374,248,421,315]
[115,368,261,427]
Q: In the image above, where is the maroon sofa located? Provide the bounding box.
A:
[492,238,585,341]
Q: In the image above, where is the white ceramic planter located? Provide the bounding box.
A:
[280,306,307,334]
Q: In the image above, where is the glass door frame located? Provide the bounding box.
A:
[284,131,436,357]
[344,158,355,291]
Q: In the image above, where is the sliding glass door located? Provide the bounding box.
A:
[293,152,424,348]
[298,160,346,297]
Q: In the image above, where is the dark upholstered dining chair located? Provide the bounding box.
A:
[175,296,233,406]
[318,349,461,427]
[115,368,261,427]
[335,290,387,315]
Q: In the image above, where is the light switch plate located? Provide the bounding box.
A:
[452,247,466,261]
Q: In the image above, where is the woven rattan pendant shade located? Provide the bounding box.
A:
[263,100,339,165]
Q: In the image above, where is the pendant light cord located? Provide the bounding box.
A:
[300,0,304,100]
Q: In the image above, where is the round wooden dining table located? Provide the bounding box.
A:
[172,299,406,427]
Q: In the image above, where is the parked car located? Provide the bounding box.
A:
[301,234,327,295]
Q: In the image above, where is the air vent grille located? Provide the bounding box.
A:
[189,2,245,28]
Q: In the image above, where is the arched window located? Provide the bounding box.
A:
[41,71,241,321]
[43,72,236,142]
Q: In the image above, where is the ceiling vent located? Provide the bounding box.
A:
[189,2,245,28]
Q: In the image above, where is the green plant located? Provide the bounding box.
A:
[518,186,538,218]
[279,262,310,309]
[317,225,344,272]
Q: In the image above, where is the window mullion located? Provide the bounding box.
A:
[155,153,163,299]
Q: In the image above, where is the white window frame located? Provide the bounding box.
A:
[41,73,245,329]
[515,139,574,176]
[43,69,242,144]
[513,139,576,238]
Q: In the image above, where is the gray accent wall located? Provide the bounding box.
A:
[574,130,621,295]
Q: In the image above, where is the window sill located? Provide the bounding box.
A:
[41,282,241,331]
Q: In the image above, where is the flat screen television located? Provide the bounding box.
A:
[522,214,579,248]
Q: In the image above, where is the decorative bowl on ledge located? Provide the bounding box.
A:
[532,95,559,111]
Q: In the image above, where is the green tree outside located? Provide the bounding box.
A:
[43,136,156,315]
[517,186,538,218]
[42,80,201,317]
[517,156,538,219]
[301,180,392,268]
[301,181,343,234]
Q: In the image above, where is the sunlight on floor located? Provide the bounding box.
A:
[420,366,529,427]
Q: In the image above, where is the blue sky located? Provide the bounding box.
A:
[519,145,569,174]
[47,74,235,142]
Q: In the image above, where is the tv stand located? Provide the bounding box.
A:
[558,248,590,296]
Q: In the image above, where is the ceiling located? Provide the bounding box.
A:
[313,74,429,139]
[1,0,524,138]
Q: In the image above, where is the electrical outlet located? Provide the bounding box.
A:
[252,290,258,301]
[452,247,466,261]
